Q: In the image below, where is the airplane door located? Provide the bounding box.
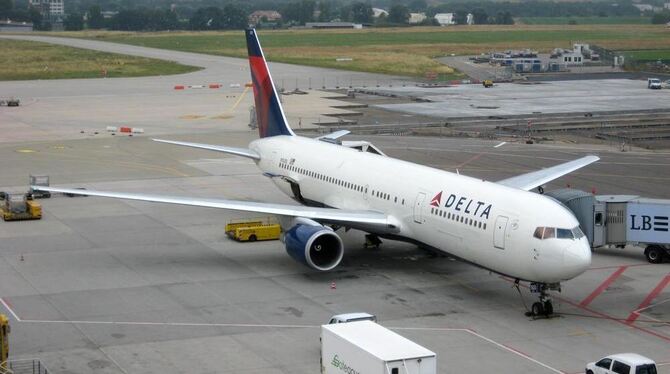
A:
[493,215,509,249]
[592,202,605,247]
[414,193,426,224]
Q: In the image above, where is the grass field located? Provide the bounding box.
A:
[51,25,670,78]
[624,49,670,63]
[520,16,652,25]
[0,39,200,80]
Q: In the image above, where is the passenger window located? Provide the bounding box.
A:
[636,364,658,374]
[612,361,631,374]
[596,359,612,369]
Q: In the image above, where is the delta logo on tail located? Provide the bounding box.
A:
[430,191,442,207]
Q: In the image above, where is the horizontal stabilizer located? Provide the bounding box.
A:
[152,139,260,160]
[317,130,351,142]
[497,155,600,191]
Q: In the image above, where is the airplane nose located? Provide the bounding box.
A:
[562,237,591,279]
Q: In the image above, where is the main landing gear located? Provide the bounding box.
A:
[364,234,382,249]
[515,281,559,318]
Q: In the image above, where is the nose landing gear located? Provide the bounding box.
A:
[527,282,559,318]
[514,280,559,318]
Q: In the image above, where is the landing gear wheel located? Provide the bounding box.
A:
[645,246,663,264]
[543,300,554,316]
[531,302,544,317]
[364,234,382,249]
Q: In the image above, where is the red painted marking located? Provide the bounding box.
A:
[579,266,628,307]
[174,85,185,90]
[456,153,484,169]
[500,277,670,343]
[208,84,221,89]
[626,274,670,325]
[249,55,272,137]
[119,127,131,133]
[587,263,653,271]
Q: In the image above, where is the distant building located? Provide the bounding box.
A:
[664,2,670,9]
[248,10,282,25]
[372,8,388,18]
[434,13,455,26]
[304,22,363,29]
[408,13,426,24]
[0,20,33,32]
[633,3,654,11]
[30,0,64,21]
[562,45,586,65]
[101,11,118,19]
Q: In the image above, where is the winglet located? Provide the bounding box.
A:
[497,155,600,191]
[246,28,294,138]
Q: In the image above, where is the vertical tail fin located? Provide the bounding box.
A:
[246,29,294,138]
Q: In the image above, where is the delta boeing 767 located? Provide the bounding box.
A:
[35,29,598,317]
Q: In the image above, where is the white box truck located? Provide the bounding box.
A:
[321,321,436,374]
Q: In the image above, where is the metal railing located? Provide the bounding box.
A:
[6,359,48,374]
[0,360,13,374]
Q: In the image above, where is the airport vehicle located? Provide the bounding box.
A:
[0,98,19,107]
[546,189,670,263]
[1,193,41,221]
[328,313,377,324]
[586,353,657,374]
[482,79,494,88]
[0,314,8,370]
[321,321,436,374]
[29,175,51,199]
[225,217,281,242]
[647,78,662,89]
[33,29,598,316]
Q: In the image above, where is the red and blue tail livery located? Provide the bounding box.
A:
[246,28,294,138]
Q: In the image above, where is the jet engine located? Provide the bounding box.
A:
[284,223,344,271]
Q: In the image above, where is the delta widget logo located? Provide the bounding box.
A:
[430,191,442,207]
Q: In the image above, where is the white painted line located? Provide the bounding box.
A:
[10,317,565,373]
[0,297,21,322]
[19,319,316,329]
[391,327,564,374]
[494,141,507,148]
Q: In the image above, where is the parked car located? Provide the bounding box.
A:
[327,313,377,324]
[586,353,657,374]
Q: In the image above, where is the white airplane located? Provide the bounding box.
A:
[35,29,598,317]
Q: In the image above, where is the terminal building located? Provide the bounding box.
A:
[29,0,65,22]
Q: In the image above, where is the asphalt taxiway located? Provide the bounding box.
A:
[0,36,668,374]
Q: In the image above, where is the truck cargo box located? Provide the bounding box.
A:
[321,321,436,374]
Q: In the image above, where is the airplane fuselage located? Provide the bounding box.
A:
[250,135,591,284]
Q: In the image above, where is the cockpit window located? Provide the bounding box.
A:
[543,227,555,239]
[557,229,573,239]
[534,226,582,240]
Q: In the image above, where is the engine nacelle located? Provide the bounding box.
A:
[284,224,344,271]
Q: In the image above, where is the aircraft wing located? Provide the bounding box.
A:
[496,155,599,191]
[152,139,260,160]
[32,186,396,230]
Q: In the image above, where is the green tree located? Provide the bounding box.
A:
[282,0,314,25]
[408,0,427,12]
[472,8,488,25]
[387,4,409,24]
[317,0,335,22]
[454,9,468,25]
[0,0,13,20]
[189,7,224,30]
[349,2,372,23]
[222,3,248,29]
[29,6,43,30]
[87,5,105,29]
[64,12,84,31]
[651,11,670,24]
